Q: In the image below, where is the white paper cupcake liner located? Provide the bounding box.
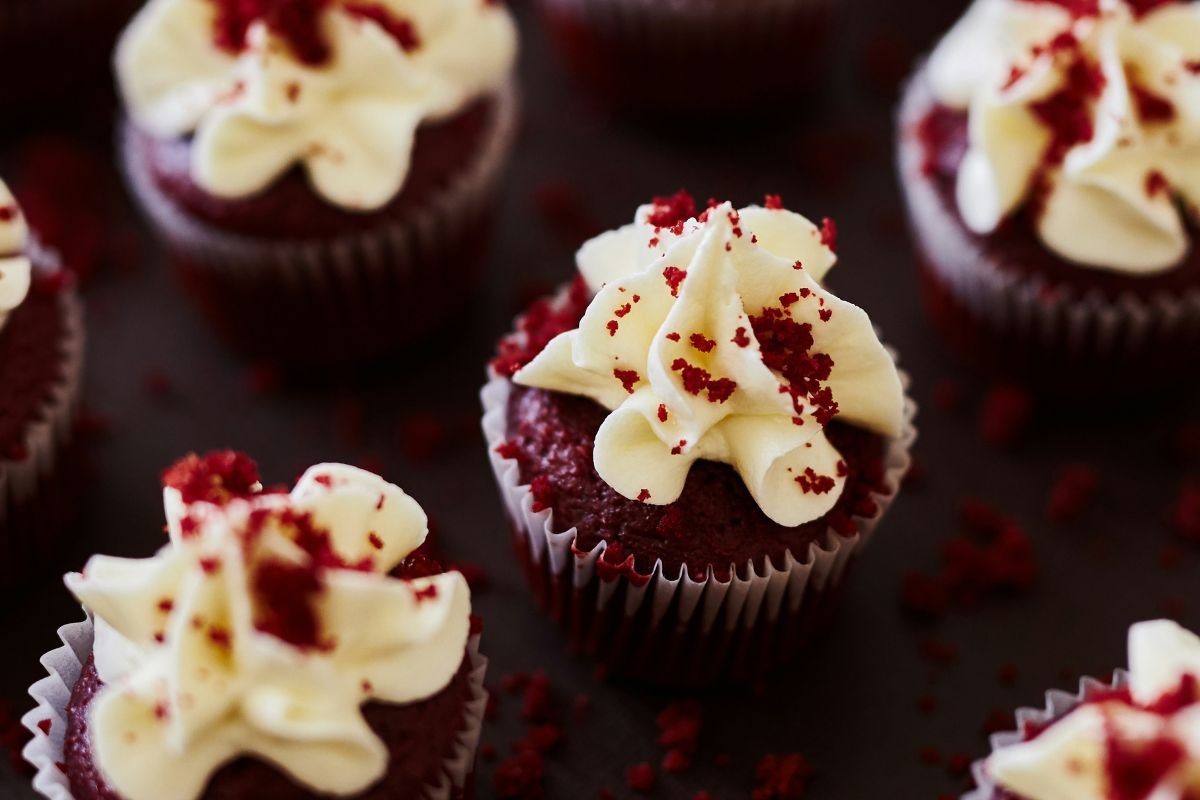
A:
[962,670,1129,799]
[480,291,917,684]
[896,67,1200,365]
[0,279,84,528]
[120,81,519,361]
[22,617,489,800]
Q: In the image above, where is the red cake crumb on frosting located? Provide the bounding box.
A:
[161,450,263,505]
[646,190,696,229]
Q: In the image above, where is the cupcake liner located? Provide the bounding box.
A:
[0,281,85,590]
[962,670,1129,799]
[121,82,519,363]
[537,0,833,114]
[22,617,489,800]
[481,296,916,685]
[897,68,1200,386]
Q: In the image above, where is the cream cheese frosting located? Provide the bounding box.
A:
[513,195,905,528]
[66,458,471,800]
[986,619,1200,799]
[116,0,517,210]
[0,179,31,334]
[926,0,1200,273]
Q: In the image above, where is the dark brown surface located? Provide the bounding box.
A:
[0,0,1198,797]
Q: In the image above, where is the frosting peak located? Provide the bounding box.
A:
[116,0,517,210]
[0,179,31,334]
[66,454,471,800]
[513,196,904,528]
[987,619,1200,799]
[927,0,1200,272]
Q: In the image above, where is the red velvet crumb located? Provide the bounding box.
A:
[162,450,262,505]
[753,753,814,800]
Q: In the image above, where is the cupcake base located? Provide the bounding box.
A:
[121,84,519,365]
[482,371,916,688]
[897,68,1200,393]
[0,276,85,591]
[23,620,489,800]
[538,0,833,116]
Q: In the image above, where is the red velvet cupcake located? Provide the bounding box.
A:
[482,192,916,686]
[117,0,519,363]
[898,0,1200,392]
[23,452,487,800]
[538,0,834,115]
[0,0,139,110]
[0,178,85,590]
[964,619,1200,800]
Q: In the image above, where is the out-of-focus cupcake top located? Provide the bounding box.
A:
[65,451,472,800]
[927,0,1200,273]
[0,179,31,333]
[986,619,1200,799]
[513,192,905,528]
[116,0,517,211]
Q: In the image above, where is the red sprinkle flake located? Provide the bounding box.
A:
[732,327,752,348]
[663,266,688,297]
[199,557,222,575]
[1030,54,1106,175]
[626,763,656,793]
[1046,463,1100,524]
[1146,170,1170,198]
[413,583,439,603]
[0,205,16,222]
[657,404,669,422]
[764,194,784,210]
[646,190,697,228]
[530,475,554,513]
[613,368,640,394]
[207,627,233,648]
[819,217,838,252]
[157,598,174,613]
[818,308,833,322]
[606,320,619,337]
[753,753,814,800]
[614,302,632,318]
[367,532,384,550]
[690,333,717,353]
[795,468,836,495]
[285,82,301,102]
[793,260,804,270]
[343,3,420,51]
[162,450,261,506]
[636,489,651,502]
[980,384,1035,448]
[671,440,688,456]
[36,719,50,735]
[1132,83,1176,124]
[666,332,682,342]
[779,292,800,308]
[752,308,838,426]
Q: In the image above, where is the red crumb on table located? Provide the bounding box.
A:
[1173,478,1200,540]
[980,384,1035,447]
[626,762,656,793]
[657,701,702,754]
[533,181,601,247]
[493,749,545,799]
[1046,463,1100,524]
[753,753,814,799]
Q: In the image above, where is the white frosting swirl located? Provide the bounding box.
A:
[987,619,1200,799]
[116,0,517,210]
[66,462,471,800]
[0,179,31,334]
[927,0,1200,273]
[513,200,905,528]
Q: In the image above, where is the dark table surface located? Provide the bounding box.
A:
[2,0,1198,797]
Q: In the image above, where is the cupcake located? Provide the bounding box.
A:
[483,192,916,686]
[0,178,85,590]
[967,619,1200,799]
[897,0,1200,390]
[117,0,519,363]
[0,0,139,111]
[24,451,487,800]
[538,0,833,116]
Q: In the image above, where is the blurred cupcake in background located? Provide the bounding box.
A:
[0,178,84,590]
[898,0,1200,392]
[538,0,834,116]
[0,0,139,114]
[117,0,519,364]
[483,192,916,686]
[24,452,487,800]
[966,619,1200,799]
